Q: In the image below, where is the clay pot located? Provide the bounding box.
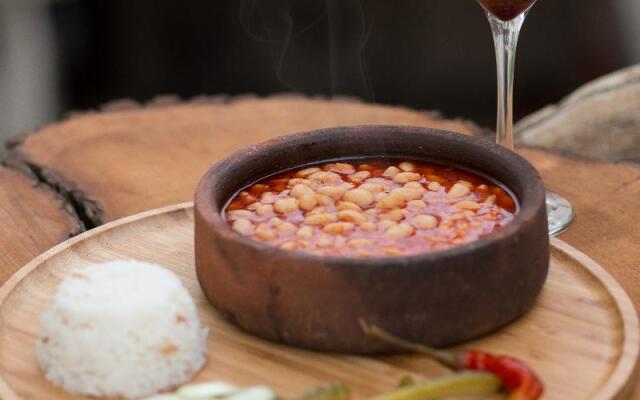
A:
[194,126,549,353]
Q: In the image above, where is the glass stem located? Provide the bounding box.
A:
[488,12,526,151]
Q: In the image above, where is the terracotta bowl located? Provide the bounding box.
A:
[194,126,549,354]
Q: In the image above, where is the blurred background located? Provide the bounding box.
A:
[0,0,639,156]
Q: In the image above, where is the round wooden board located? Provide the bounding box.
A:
[0,203,637,400]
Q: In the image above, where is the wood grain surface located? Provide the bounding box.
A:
[0,203,637,400]
[0,167,82,282]
[519,149,640,307]
[6,96,480,223]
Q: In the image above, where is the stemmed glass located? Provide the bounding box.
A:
[478,0,574,236]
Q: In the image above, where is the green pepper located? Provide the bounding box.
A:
[294,383,350,400]
[397,376,416,388]
[371,372,501,400]
[360,320,544,400]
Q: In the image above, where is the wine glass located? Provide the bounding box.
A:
[478,0,574,236]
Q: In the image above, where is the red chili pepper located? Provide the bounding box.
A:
[360,321,544,400]
[463,351,543,400]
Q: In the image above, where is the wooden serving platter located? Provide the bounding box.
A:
[0,203,637,400]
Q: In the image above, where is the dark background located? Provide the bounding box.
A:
[51,0,631,126]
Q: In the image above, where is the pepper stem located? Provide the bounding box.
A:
[359,320,460,370]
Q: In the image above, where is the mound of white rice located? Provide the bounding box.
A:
[36,260,208,399]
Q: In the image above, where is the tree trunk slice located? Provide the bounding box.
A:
[516,64,640,163]
[0,167,82,282]
[7,95,480,223]
[6,95,640,305]
[5,95,640,397]
[0,204,637,400]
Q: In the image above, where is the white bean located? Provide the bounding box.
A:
[390,187,422,201]
[320,172,342,184]
[377,194,405,209]
[308,206,326,215]
[336,201,362,212]
[359,183,386,193]
[323,222,355,234]
[268,217,283,226]
[232,219,254,235]
[256,204,274,216]
[404,181,426,191]
[398,161,417,172]
[379,209,406,222]
[447,183,471,198]
[297,226,314,238]
[455,201,482,210]
[343,188,375,206]
[317,185,348,199]
[337,210,367,223]
[277,222,297,232]
[412,215,438,229]
[384,223,414,238]
[228,210,253,219]
[383,166,400,178]
[280,241,297,251]
[378,220,397,230]
[316,235,334,247]
[291,184,314,198]
[324,162,355,174]
[315,194,334,206]
[255,228,277,241]
[360,222,377,231]
[274,198,299,214]
[407,200,427,209]
[307,171,329,181]
[305,213,338,226]
[348,170,371,183]
[393,172,421,184]
[297,167,321,177]
[381,247,403,256]
[298,193,318,211]
[260,192,276,204]
[348,238,373,248]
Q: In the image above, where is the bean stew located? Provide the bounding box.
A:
[224,160,516,258]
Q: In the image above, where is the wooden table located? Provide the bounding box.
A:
[2,95,639,398]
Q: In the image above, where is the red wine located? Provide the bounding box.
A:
[478,0,537,21]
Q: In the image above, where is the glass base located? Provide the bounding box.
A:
[546,191,574,237]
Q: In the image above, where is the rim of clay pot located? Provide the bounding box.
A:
[195,125,547,267]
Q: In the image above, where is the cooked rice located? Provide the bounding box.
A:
[36,260,208,399]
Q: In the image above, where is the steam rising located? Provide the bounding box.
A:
[240,0,373,100]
